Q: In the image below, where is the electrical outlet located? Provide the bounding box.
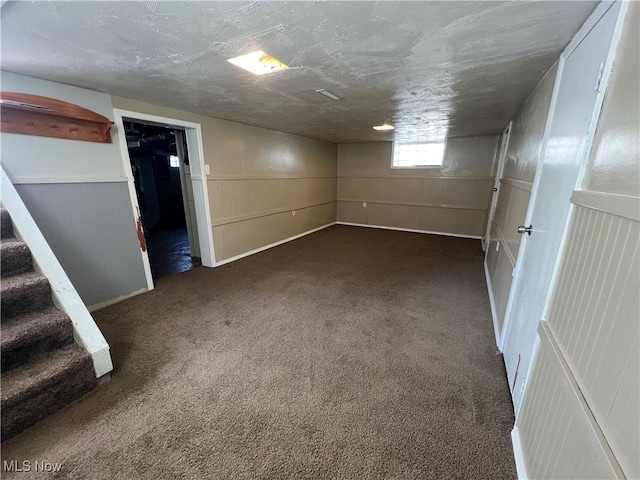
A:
[292,210,296,216]
[363,202,367,207]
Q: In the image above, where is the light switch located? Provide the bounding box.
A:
[204,164,211,175]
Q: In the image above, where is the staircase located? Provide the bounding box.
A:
[1,208,97,441]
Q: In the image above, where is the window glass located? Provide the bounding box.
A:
[393,142,445,168]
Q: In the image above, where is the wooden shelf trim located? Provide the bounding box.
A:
[0,92,114,143]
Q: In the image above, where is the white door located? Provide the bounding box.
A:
[501,1,623,413]
[484,122,512,249]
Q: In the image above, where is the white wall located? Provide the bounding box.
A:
[514,3,639,478]
[485,64,558,338]
[1,72,126,182]
[111,96,337,262]
[336,136,499,238]
[0,72,147,306]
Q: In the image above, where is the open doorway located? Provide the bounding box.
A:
[114,108,216,291]
[124,121,201,280]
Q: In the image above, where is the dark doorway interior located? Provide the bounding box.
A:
[124,121,199,280]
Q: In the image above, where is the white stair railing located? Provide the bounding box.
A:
[1,165,113,377]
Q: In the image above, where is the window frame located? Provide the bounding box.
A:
[169,154,181,168]
[390,140,447,170]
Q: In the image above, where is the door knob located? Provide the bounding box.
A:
[517,225,533,235]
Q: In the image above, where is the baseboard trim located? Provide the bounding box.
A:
[483,259,502,349]
[511,426,528,479]
[335,222,482,240]
[87,287,149,312]
[215,222,337,267]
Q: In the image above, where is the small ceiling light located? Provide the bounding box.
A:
[227,50,289,76]
[315,89,341,101]
[373,124,395,131]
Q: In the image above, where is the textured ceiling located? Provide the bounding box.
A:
[0,1,597,143]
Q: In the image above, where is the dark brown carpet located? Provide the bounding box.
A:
[1,209,96,442]
[1,225,516,479]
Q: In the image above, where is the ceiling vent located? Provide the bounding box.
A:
[315,89,341,101]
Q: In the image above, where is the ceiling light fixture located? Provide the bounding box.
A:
[315,89,341,101]
[373,124,395,131]
[227,50,289,76]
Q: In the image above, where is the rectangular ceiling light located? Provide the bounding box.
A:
[227,50,289,76]
[316,89,341,101]
[373,124,395,131]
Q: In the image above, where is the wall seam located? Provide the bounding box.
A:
[337,199,488,211]
[212,201,337,227]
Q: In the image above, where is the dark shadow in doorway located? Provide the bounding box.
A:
[146,226,201,279]
[124,120,200,281]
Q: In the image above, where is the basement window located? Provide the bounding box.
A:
[169,155,180,168]
[392,142,445,168]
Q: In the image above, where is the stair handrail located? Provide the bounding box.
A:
[0,164,113,377]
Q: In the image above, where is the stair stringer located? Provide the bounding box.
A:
[1,166,113,378]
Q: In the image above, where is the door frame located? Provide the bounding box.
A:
[113,109,216,290]
[484,121,512,250]
[174,129,200,258]
[499,0,628,357]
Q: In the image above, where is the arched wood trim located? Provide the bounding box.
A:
[0,92,114,143]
